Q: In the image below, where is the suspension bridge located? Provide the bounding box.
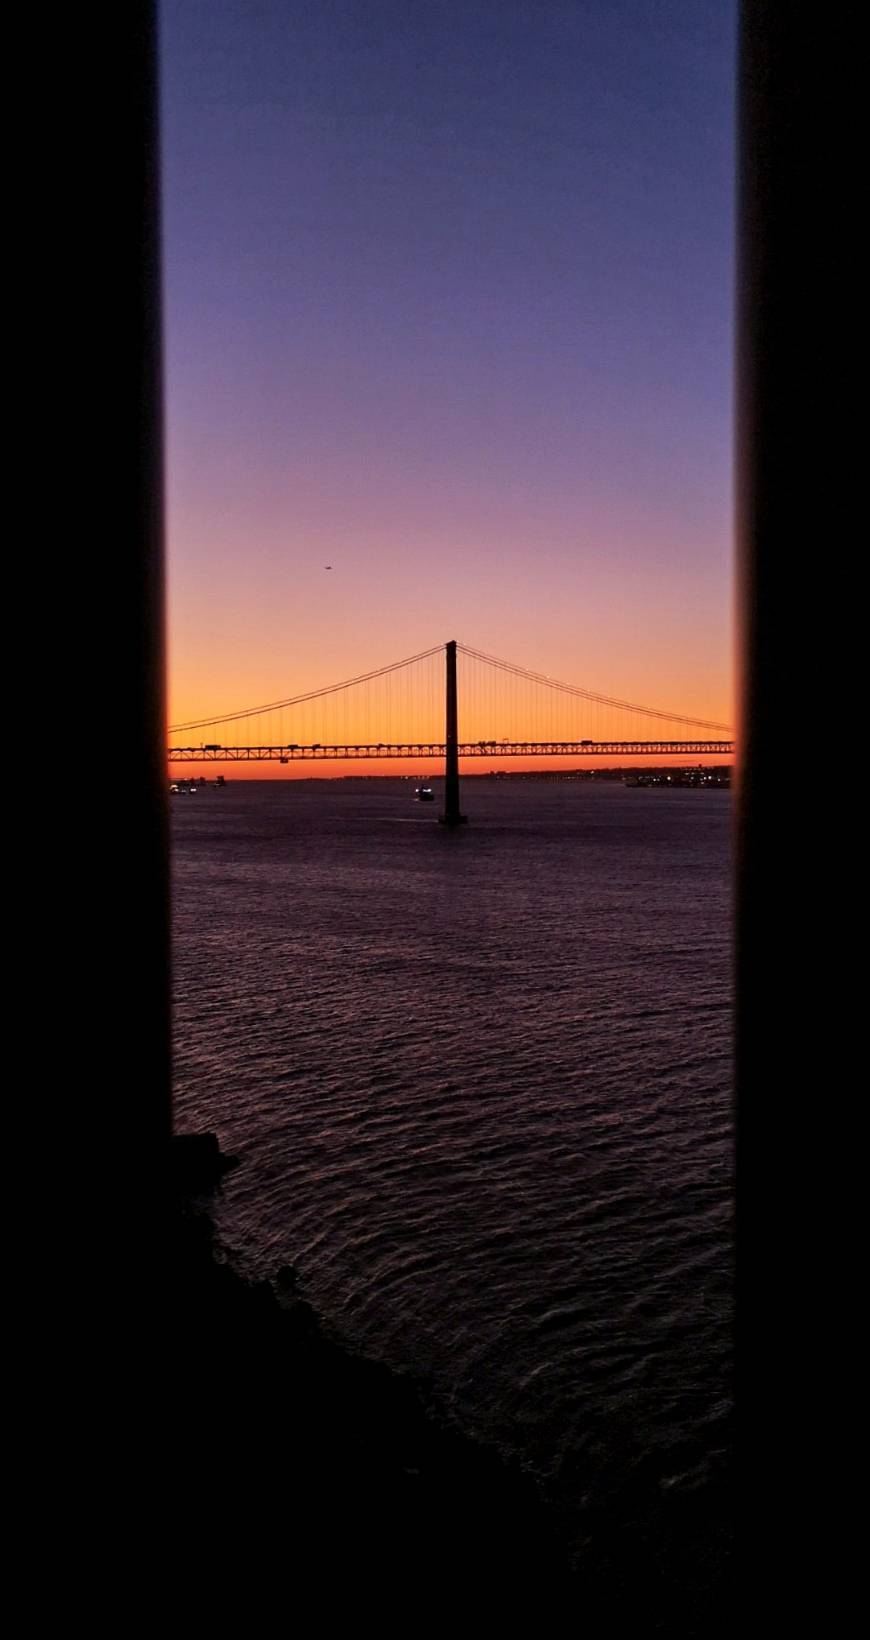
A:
[168,641,733,825]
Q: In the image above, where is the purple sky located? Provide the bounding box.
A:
[161,0,736,728]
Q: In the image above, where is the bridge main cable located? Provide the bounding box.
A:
[456,643,733,733]
[168,643,444,735]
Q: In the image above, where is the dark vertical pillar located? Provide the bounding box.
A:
[736,0,821,1588]
[439,640,467,826]
[134,0,171,1159]
[76,0,172,1515]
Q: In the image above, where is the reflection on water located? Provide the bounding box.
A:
[172,778,732,1556]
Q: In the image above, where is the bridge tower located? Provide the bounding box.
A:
[439,639,467,827]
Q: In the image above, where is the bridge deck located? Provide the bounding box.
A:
[168,741,734,762]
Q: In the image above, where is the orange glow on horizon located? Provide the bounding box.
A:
[167,753,734,782]
[168,644,734,765]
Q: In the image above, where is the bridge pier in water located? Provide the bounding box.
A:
[439,639,467,827]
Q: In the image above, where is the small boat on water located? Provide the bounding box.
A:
[415,784,435,802]
[170,776,226,794]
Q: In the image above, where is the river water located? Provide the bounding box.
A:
[172,776,732,1578]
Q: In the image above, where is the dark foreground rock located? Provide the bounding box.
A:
[169,1130,239,1195]
[163,1133,731,1631]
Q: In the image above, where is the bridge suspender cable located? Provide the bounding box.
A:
[456,644,733,733]
[169,639,733,737]
[168,644,444,734]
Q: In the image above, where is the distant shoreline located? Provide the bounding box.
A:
[170,765,733,785]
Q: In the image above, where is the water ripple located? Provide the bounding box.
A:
[172,779,732,1540]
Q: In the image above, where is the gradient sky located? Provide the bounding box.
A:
[161,0,736,766]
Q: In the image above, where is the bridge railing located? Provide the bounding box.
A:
[167,739,735,762]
